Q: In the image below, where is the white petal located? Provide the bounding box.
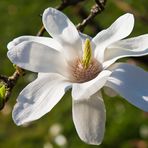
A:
[72,70,111,100]
[79,32,92,43]
[72,92,106,145]
[105,63,148,112]
[12,73,71,125]
[93,13,134,62]
[7,36,62,52]
[7,41,68,76]
[103,34,148,68]
[42,8,82,58]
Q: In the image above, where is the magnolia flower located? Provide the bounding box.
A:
[7,8,148,145]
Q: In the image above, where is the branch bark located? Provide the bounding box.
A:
[77,0,106,31]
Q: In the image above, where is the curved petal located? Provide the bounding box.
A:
[103,34,148,68]
[7,36,62,52]
[42,8,82,58]
[72,70,111,100]
[79,32,92,43]
[7,41,69,77]
[105,63,148,112]
[12,73,71,125]
[72,92,106,145]
[92,13,134,62]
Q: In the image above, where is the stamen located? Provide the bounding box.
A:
[69,58,102,83]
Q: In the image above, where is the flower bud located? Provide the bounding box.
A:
[0,84,6,109]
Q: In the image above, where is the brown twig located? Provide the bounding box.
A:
[57,0,86,11]
[5,71,20,100]
[76,0,107,32]
[0,70,20,109]
[75,4,102,35]
[0,75,8,84]
[36,25,45,36]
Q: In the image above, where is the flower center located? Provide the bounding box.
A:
[69,38,102,83]
[69,58,102,83]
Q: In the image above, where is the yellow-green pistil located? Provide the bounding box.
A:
[82,38,92,69]
[69,38,102,83]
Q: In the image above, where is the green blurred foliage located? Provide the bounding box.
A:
[0,0,148,148]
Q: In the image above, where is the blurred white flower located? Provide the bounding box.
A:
[7,8,148,145]
[140,125,148,138]
[49,123,63,137]
[43,142,53,148]
[54,134,67,147]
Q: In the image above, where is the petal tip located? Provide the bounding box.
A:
[7,38,19,50]
[124,13,134,23]
[12,103,30,126]
[43,7,57,18]
[79,136,103,145]
[12,110,22,126]
[7,49,17,63]
[7,36,26,50]
[7,41,13,50]
[125,13,134,17]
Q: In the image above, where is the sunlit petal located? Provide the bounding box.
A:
[12,73,71,125]
[103,34,148,68]
[72,92,106,145]
[7,36,62,52]
[72,70,111,100]
[7,41,69,77]
[105,63,148,112]
[42,8,82,59]
[93,13,134,62]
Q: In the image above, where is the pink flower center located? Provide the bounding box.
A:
[69,58,102,83]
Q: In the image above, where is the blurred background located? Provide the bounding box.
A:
[0,0,148,147]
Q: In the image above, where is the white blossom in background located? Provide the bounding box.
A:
[54,134,67,147]
[49,123,63,137]
[140,125,148,138]
[7,7,148,145]
[43,142,53,148]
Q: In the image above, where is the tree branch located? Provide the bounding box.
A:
[75,4,102,35]
[76,0,107,32]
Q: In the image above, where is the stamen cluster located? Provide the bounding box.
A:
[69,58,102,83]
